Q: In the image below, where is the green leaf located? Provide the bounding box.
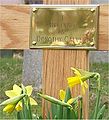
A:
[56,105,63,119]
[63,107,67,119]
[54,115,58,119]
[51,103,57,119]
[67,108,77,119]
[21,84,32,119]
[22,96,32,119]
[17,111,24,119]
[97,104,106,119]
[64,87,72,102]
[63,107,77,119]
[22,96,28,119]
[27,96,32,119]
[92,90,101,119]
[79,97,83,119]
[65,96,82,119]
[21,84,26,94]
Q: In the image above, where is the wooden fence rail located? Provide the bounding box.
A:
[0,5,108,50]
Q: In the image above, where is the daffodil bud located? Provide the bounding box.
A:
[0,94,26,106]
[38,93,72,108]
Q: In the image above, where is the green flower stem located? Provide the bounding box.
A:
[79,97,83,119]
[81,72,100,90]
[97,104,106,119]
[21,84,32,119]
[38,93,72,108]
[93,73,101,119]
[21,84,27,94]
[81,72,96,82]
[94,73,101,91]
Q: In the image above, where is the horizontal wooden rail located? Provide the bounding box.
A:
[0,5,108,50]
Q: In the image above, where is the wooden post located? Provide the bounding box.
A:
[43,50,89,118]
[42,0,90,118]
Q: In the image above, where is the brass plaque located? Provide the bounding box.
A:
[30,5,99,49]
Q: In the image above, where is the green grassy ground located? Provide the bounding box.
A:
[0,58,22,119]
[89,62,109,119]
[0,58,108,119]
[0,58,42,119]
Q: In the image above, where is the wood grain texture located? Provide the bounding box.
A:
[0,5,108,50]
[43,50,89,118]
[0,5,30,49]
[42,0,90,119]
[99,5,109,50]
[43,0,90,4]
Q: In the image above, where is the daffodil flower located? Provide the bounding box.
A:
[59,90,65,102]
[0,94,26,113]
[3,84,37,113]
[59,90,74,105]
[3,104,15,113]
[67,67,94,95]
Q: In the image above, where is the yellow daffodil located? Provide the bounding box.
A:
[59,90,66,101]
[3,84,37,113]
[59,90,74,105]
[0,94,26,113]
[67,67,91,95]
[3,104,15,113]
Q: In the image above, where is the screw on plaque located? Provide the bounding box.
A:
[32,8,37,12]
[32,41,37,45]
[91,8,95,13]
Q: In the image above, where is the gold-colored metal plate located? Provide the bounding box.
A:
[30,5,99,49]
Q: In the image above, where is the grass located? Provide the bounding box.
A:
[89,62,109,119]
[0,58,108,119]
[0,58,22,119]
[0,58,22,99]
[0,58,42,119]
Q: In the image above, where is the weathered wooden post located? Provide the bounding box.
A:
[0,0,108,119]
